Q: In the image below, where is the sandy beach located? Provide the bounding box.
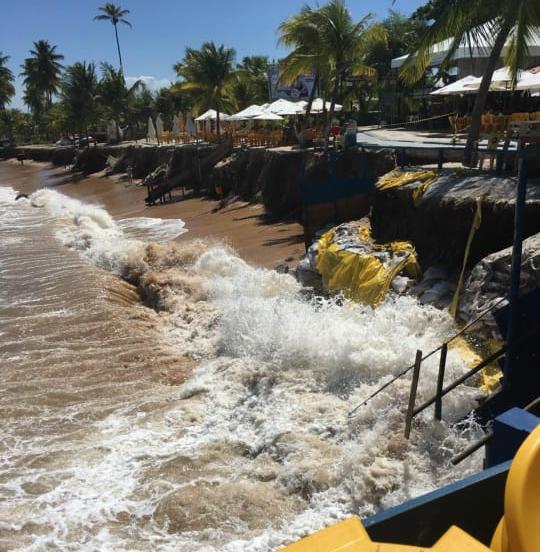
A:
[0,159,305,269]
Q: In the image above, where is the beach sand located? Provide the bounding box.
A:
[0,159,305,268]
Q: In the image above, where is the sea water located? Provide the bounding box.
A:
[0,184,484,551]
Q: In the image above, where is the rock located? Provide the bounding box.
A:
[372,172,540,268]
[421,266,449,283]
[275,263,289,274]
[295,257,322,288]
[458,232,540,336]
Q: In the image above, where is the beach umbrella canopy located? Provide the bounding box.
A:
[147,117,156,141]
[156,114,164,136]
[266,99,305,116]
[252,112,284,120]
[185,113,196,136]
[515,72,540,90]
[430,75,480,95]
[309,98,343,113]
[465,67,534,91]
[172,115,179,135]
[229,104,263,120]
[195,109,230,121]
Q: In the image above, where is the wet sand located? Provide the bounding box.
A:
[0,159,305,269]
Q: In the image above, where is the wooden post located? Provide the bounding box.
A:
[404,350,423,439]
[435,343,448,420]
[437,149,444,171]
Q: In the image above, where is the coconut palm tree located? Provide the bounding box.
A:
[175,42,236,135]
[400,0,540,165]
[279,5,327,119]
[94,3,132,74]
[20,40,64,108]
[279,0,387,146]
[61,62,98,141]
[0,52,15,109]
[98,62,141,141]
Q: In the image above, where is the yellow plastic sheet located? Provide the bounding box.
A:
[449,336,502,392]
[316,226,421,307]
[376,169,439,204]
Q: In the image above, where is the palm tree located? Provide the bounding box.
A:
[175,42,236,135]
[98,62,141,141]
[20,40,64,107]
[0,52,15,109]
[279,0,387,146]
[61,62,98,142]
[400,1,540,165]
[94,3,132,74]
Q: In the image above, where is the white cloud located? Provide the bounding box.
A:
[125,75,173,92]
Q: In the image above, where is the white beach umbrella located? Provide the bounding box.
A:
[195,109,230,121]
[253,112,284,120]
[107,119,118,141]
[156,114,164,137]
[195,109,216,121]
[465,67,534,91]
[309,98,343,113]
[430,75,481,95]
[147,117,156,142]
[172,115,180,135]
[185,113,196,136]
[515,72,540,90]
[266,99,305,116]
[229,104,263,120]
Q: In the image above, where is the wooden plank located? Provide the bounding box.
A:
[404,350,423,439]
[435,343,448,420]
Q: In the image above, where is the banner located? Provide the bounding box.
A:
[268,64,315,101]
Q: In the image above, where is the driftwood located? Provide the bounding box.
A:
[145,142,233,204]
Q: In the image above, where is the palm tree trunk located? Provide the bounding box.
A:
[296,72,319,148]
[324,75,340,152]
[114,23,124,74]
[463,11,519,165]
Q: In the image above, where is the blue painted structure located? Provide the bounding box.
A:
[475,287,540,423]
[363,460,510,546]
[486,407,540,468]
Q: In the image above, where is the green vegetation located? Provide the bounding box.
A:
[0,53,15,109]
[174,42,237,135]
[278,0,387,146]
[400,0,540,163]
[1,0,538,153]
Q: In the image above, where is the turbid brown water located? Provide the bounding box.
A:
[0,160,484,551]
[2,159,305,269]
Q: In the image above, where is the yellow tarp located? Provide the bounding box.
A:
[449,335,502,392]
[315,225,421,307]
[376,169,439,204]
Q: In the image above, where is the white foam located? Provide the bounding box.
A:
[2,188,486,550]
[28,189,186,275]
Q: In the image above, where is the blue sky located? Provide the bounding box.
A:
[2,0,425,108]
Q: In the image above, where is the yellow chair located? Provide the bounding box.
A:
[510,112,530,122]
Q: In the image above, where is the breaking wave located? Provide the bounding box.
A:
[1,186,485,551]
